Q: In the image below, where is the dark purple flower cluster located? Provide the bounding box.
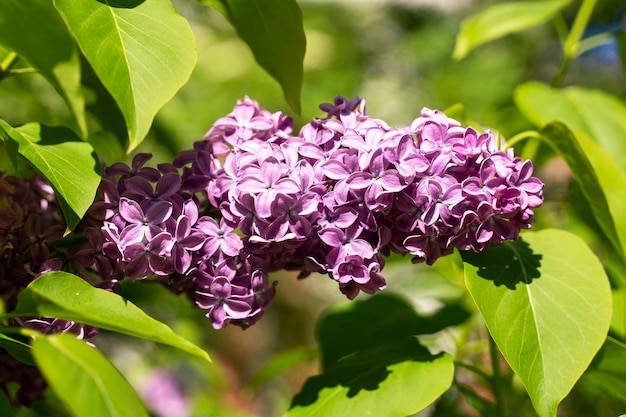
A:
[0,172,107,334]
[0,172,101,405]
[97,96,543,329]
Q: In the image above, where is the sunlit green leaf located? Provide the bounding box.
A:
[0,121,100,232]
[200,0,305,114]
[0,0,86,137]
[515,82,626,170]
[453,0,572,60]
[539,122,626,260]
[33,334,149,417]
[463,229,612,417]
[53,0,197,152]
[11,272,210,362]
[286,338,453,417]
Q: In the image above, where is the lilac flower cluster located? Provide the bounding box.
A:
[96,96,543,329]
[94,152,276,329]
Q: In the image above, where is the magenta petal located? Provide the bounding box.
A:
[379,171,404,191]
[119,198,144,223]
[156,172,182,197]
[345,172,373,189]
[237,176,266,193]
[145,201,173,224]
[350,239,376,258]
[259,158,283,184]
[119,224,145,246]
[318,227,344,246]
[224,299,252,318]
[124,176,154,197]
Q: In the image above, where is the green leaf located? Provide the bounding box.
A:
[286,337,454,417]
[578,338,626,404]
[317,292,469,370]
[538,122,626,260]
[53,0,197,152]
[515,82,626,170]
[32,334,149,417]
[0,121,100,232]
[453,0,572,60]
[462,229,612,417]
[200,0,305,114]
[0,0,86,137]
[11,272,210,362]
[0,332,35,365]
[0,391,13,417]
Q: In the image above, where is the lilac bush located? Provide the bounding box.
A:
[96,96,544,329]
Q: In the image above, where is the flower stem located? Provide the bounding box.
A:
[552,0,597,87]
[490,335,507,417]
[504,130,541,151]
[0,52,19,83]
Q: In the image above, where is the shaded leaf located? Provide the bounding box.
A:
[317,292,469,370]
[11,272,210,362]
[200,0,305,114]
[0,332,34,365]
[0,391,12,417]
[539,122,626,259]
[32,334,149,417]
[515,81,626,170]
[0,0,86,137]
[0,121,100,232]
[463,229,612,417]
[54,0,197,152]
[577,338,626,404]
[453,0,572,60]
[80,56,128,160]
[286,337,453,417]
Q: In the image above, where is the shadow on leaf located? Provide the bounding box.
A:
[460,237,543,289]
[97,0,145,8]
[290,337,443,407]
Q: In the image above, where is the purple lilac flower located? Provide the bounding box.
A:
[139,369,191,417]
[95,95,544,329]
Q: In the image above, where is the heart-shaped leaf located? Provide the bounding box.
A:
[11,272,210,362]
[462,229,612,417]
[33,334,149,417]
[53,0,197,152]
